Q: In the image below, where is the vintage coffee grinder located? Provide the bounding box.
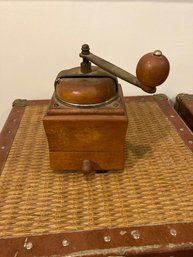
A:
[43,44,169,172]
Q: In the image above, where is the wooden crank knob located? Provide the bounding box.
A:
[81,160,93,173]
[136,50,170,90]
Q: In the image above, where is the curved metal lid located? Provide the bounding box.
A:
[54,66,118,107]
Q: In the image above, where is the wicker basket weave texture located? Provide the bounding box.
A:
[0,101,193,237]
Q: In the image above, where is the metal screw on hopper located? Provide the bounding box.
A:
[170,228,177,237]
[62,239,70,247]
[104,235,111,242]
[131,230,140,240]
[54,103,59,108]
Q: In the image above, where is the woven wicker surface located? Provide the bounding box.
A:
[1,100,193,237]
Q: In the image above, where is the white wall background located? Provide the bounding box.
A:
[0,0,193,130]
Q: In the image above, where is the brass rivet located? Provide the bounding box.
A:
[24,242,33,250]
[62,239,69,247]
[120,230,127,236]
[131,230,140,240]
[1,146,5,150]
[180,128,184,131]
[113,103,119,107]
[188,140,193,145]
[104,235,111,242]
[170,228,177,237]
[170,115,175,118]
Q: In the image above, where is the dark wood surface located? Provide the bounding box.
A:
[175,93,193,131]
[1,223,193,257]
